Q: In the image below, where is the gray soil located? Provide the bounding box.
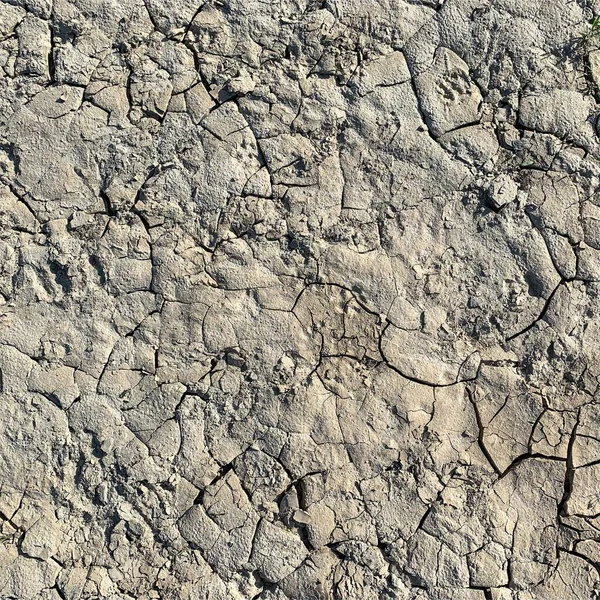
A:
[1,0,600,598]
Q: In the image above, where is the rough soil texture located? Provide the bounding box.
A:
[2,0,600,598]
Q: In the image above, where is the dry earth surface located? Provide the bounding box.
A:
[1,0,600,598]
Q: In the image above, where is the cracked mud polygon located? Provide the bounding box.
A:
[1,0,600,598]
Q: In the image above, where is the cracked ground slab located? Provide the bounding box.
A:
[1,0,600,598]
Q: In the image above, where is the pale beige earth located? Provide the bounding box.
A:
[1,0,600,598]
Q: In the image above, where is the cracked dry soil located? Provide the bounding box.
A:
[1,0,600,598]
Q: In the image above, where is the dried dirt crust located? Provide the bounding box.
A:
[1,0,600,598]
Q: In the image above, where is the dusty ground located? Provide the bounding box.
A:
[1,0,600,598]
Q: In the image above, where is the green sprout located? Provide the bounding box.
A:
[584,15,600,43]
